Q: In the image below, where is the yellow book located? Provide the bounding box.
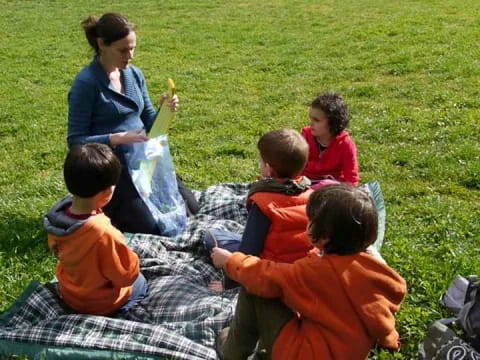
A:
[148,78,176,139]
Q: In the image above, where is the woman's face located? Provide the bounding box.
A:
[98,31,137,70]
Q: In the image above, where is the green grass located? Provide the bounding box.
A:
[0,0,479,358]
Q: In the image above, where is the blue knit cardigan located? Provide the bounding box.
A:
[67,57,157,161]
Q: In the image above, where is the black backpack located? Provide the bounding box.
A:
[458,276,480,351]
[419,275,480,359]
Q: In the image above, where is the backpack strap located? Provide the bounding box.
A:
[459,277,480,341]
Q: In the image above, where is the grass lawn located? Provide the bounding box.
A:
[0,0,479,358]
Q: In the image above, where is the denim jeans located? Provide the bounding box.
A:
[204,228,243,253]
[119,273,148,312]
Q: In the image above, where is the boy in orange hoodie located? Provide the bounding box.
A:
[44,143,147,316]
[211,184,407,360]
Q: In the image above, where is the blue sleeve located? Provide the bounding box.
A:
[67,78,110,147]
[135,68,157,132]
[238,203,271,256]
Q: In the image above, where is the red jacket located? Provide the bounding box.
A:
[301,127,359,186]
[226,249,407,360]
[249,190,313,263]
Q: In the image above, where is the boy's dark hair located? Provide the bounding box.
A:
[64,143,121,198]
[257,129,308,178]
[311,92,350,136]
[306,184,377,255]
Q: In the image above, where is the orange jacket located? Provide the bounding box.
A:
[47,211,139,315]
[225,250,407,360]
[249,190,313,263]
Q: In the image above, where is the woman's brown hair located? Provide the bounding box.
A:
[81,13,135,54]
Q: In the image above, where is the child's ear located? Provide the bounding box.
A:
[317,238,330,247]
[264,162,277,177]
[97,186,114,199]
[102,185,115,195]
[312,237,330,250]
[104,185,115,196]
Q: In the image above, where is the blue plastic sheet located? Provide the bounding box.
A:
[126,134,187,236]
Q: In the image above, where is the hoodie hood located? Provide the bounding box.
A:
[328,253,407,348]
[44,197,88,236]
[45,197,110,265]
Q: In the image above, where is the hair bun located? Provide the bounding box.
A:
[81,15,100,51]
[80,13,134,55]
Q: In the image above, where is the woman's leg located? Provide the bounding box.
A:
[104,167,161,235]
[176,175,200,215]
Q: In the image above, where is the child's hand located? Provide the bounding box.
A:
[211,247,232,269]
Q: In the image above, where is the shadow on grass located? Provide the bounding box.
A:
[0,215,48,255]
[462,177,480,190]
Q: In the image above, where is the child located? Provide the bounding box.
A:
[206,129,313,266]
[211,184,406,360]
[302,91,359,187]
[44,143,147,316]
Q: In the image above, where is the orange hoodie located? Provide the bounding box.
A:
[225,249,406,360]
[45,198,139,315]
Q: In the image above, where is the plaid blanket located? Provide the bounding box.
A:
[0,183,250,360]
[0,181,384,359]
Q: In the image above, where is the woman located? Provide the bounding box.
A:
[68,13,197,235]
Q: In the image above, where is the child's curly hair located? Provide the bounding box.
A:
[311,92,350,136]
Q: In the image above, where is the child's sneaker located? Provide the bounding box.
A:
[204,229,242,252]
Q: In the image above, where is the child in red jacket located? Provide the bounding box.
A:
[302,91,359,187]
[211,184,406,360]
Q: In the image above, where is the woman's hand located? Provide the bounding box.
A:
[110,129,148,146]
[159,93,179,112]
[210,247,233,269]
